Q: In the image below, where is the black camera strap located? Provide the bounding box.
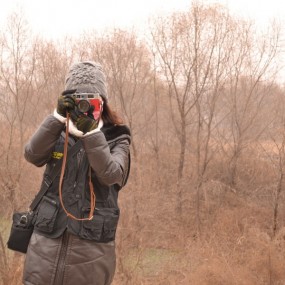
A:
[29,138,82,211]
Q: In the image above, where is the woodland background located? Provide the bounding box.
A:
[1,2,285,284]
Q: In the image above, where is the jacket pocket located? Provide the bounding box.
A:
[102,209,120,242]
[80,213,104,240]
[80,208,120,242]
[34,196,59,233]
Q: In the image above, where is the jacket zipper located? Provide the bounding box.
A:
[53,231,70,285]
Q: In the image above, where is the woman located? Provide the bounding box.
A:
[23,61,131,285]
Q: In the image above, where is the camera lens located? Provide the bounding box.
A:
[78,100,90,113]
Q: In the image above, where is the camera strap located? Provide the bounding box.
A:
[29,135,82,212]
[58,113,96,221]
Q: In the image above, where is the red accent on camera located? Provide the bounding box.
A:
[89,98,103,120]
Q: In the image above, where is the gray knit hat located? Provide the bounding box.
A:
[65,61,108,102]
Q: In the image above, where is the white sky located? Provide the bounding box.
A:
[0,0,284,39]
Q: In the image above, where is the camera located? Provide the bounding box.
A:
[73,92,102,113]
[73,92,103,120]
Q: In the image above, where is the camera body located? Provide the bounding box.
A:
[73,92,103,119]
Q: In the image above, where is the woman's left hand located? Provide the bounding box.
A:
[70,109,98,134]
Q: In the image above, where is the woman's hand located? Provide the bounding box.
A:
[70,108,98,134]
[56,90,77,117]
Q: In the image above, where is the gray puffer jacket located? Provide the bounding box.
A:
[22,114,131,285]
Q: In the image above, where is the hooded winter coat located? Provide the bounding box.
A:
[22,114,131,285]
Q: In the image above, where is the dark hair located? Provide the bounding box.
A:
[101,101,124,125]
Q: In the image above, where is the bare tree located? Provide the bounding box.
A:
[257,85,285,237]
[218,20,281,188]
[0,11,37,212]
[150,4,237,224]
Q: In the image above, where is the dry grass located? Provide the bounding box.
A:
[1,147,285,285]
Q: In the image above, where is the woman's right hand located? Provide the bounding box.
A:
[57,89,77,117]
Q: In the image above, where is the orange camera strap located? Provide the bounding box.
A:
[58,112,95,221]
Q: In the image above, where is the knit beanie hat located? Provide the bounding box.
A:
[65,61,108,102]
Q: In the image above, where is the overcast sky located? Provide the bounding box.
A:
[0,0,284,39]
